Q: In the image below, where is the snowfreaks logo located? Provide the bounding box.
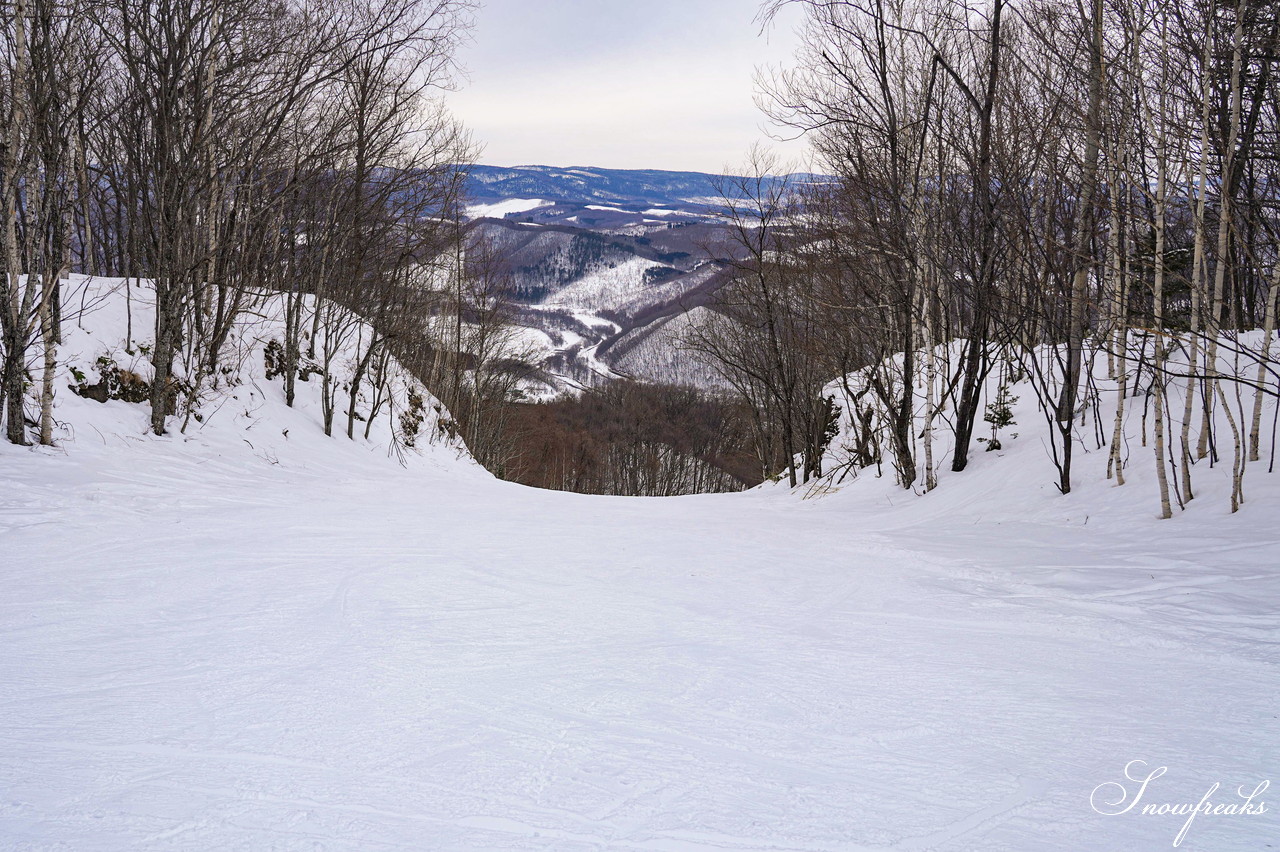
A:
[1090,760,1269,847]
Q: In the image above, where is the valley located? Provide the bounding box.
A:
[460,164,796,395]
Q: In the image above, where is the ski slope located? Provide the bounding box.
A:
[1,282,1277,850]
[465,198,552,219]
[3,425,1277,850]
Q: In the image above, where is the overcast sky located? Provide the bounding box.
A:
[447,0,810,173]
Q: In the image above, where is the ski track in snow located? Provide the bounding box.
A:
[2,430,1278,849]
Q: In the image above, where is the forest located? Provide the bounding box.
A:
[2,0,1279,515]
[682,0,1280,516]
[0,0,477,446]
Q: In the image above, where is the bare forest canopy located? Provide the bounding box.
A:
[4,0,1280,514]
[674,0,1280,516]
[0,0,475,443]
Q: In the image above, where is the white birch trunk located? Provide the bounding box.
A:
[1246,261,1279,462]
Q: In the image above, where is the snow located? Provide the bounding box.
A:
[817,335,1279,526]
[507,323,558,357]
[544,256,667,314]
[464,198,550,219]
[578,341,621,381]
[1,284,1277,850]
[610,306,728,389]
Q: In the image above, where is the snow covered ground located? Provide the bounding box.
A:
[543,256,667,314]
[465,198,552,220]
[1,285,1277,850]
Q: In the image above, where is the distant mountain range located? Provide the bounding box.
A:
[464,164,813,211]
[458,165,820,396]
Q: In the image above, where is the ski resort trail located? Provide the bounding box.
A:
[2,430,1276,851]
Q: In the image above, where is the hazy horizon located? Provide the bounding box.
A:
[463,161,817,176]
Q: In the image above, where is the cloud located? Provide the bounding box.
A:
[448,0,810,172]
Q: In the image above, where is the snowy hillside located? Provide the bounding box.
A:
[605,306,729,389]
[815,337,1280,523]
[464,197,551,219]
[2,282,1277,850]
[462,217,734,392]
[543,256,668,313]
[24,276,473,475]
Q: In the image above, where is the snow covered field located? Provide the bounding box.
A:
[465,198,552,220]
[1,281,1277,850]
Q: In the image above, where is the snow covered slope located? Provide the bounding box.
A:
[465,197,551,219]
[815,337,1280,525]
[1,290,1277,850]
[63,276,468,458]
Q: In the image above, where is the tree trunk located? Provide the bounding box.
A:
[2,0,31,445]
[38,267,58,445]
[1247,263,1279,461]
[1197,3,1245,461]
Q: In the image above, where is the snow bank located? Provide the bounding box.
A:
[814,337,1280,527]
[20,275,480,479]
